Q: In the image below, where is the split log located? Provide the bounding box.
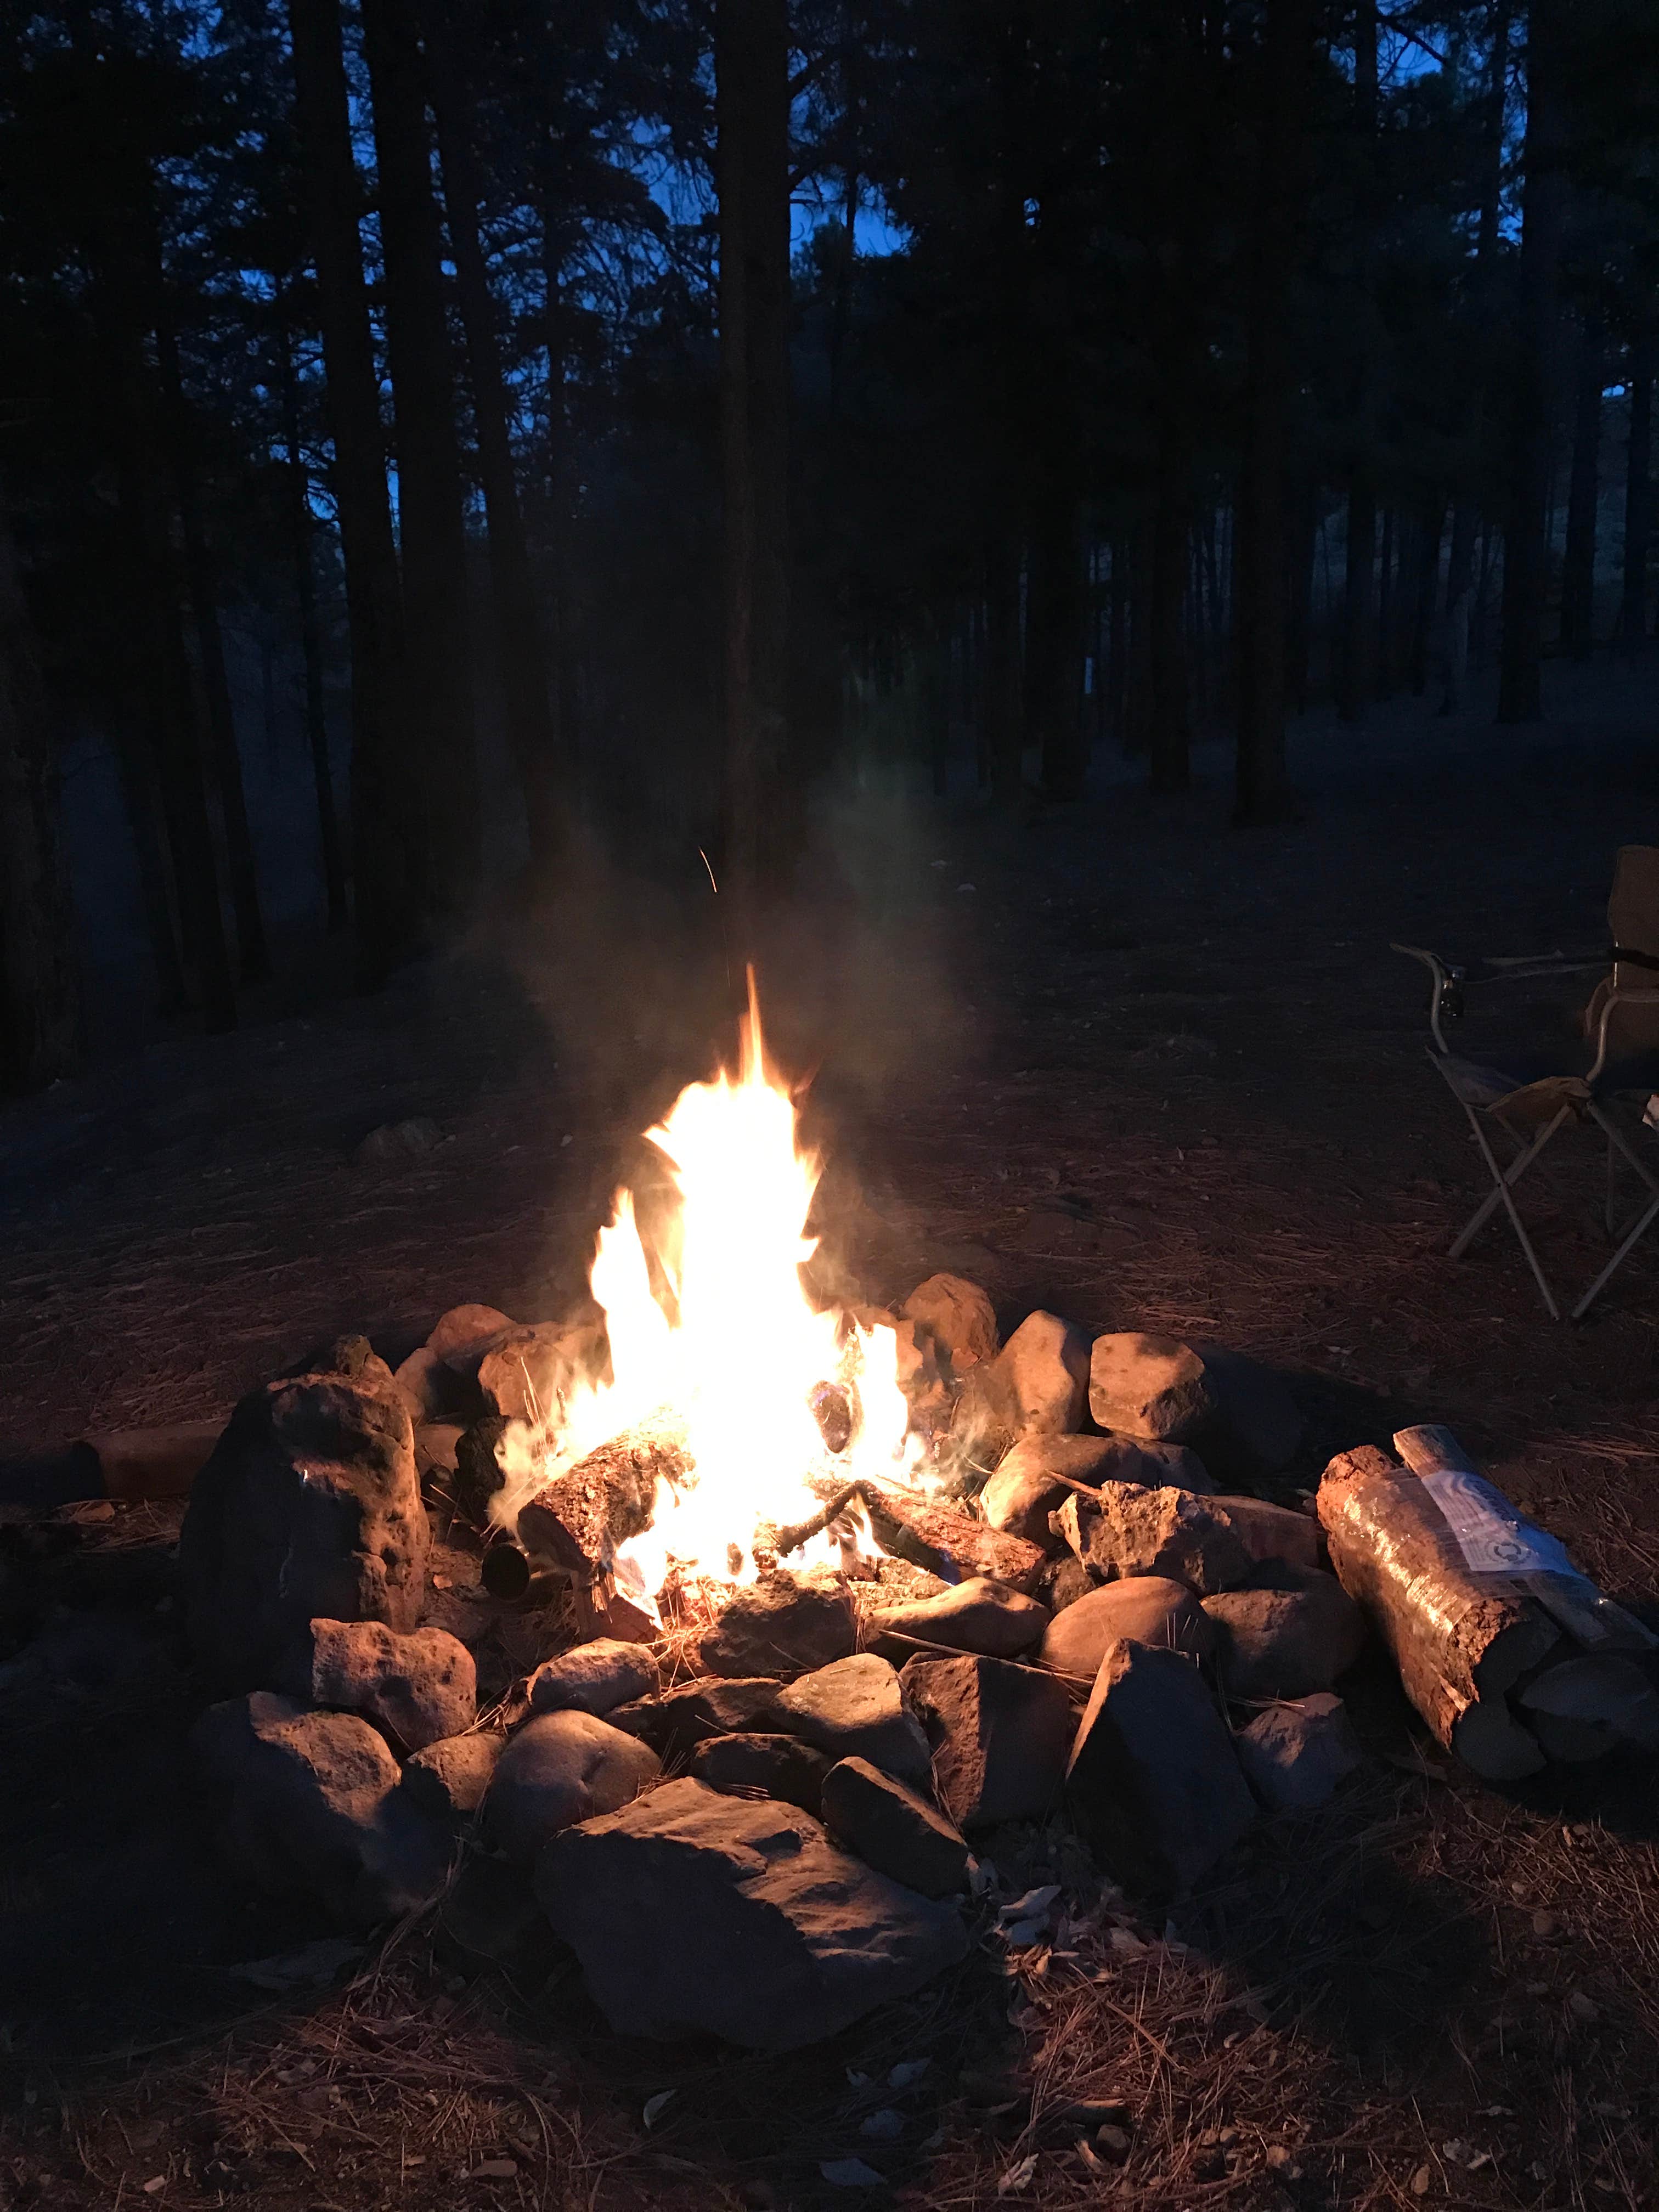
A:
[855,1480,1047,1595]
[1317,1444,1560,1778]
[514,1413,690,1577]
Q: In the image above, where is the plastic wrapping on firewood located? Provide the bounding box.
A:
[1318,1423,1655,1778]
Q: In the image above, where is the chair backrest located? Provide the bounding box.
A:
[1601,846,1659,1063]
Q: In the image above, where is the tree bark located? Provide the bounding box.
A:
[110,725,189,1015]
[153,304,270,981]
[1027,455,1085,797]
[360,0,480,918]
[1234,0,1311,823]
[287,0,419,986]
[716,0,792,930]
[1497,0,1568,724]
[0,492,82,1094]
[1411,495,1446,693]
[1620,330,1652,647]
[1560,307,1604,659]
[1336,0,1379,724]
[276,320,349,934]
[424,14,567,876]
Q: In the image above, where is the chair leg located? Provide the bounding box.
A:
[1571,1104,1659,1318]
[1458,1106,1563,1318]
[1449,1104,1568,1258]
[1573,1195,1659,1318]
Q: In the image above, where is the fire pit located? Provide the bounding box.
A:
[171,982,1659,2052]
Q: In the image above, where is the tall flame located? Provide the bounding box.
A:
[510,974,922,1597]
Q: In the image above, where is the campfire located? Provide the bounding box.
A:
[489,972,931,1628]
[167,986,1659,2056]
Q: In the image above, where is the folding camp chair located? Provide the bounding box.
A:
[1394,844,1659,1321]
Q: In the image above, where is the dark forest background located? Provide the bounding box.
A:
[1,0,1656,1094]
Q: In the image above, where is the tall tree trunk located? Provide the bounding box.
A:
[1107,537,1129,746]
[1337,0,1379,723]
[111,725,188,1015]
[1497,0,1568,723]
[1412,495,1446,693]
[287,0,419,986]
[1286,475,1316,716]
[153,304,269,981]
[0,492,82,1093]
[360,0,479,918]
[1028,451,1085,797]
[424,14,566,875]
[277,320,349,933]
[1560,307,1604,658]
[984,9,1030,804]
[1620,330,1652,647]
[716,0,792,924]
[983,532,1024,795]
[1441,0,1511,714]
[1375,506,1396,698]
[1235,0,1312,823]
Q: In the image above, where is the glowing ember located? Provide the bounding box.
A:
[499,973,927,1607]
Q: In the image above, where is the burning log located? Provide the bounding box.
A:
[856,1480,1048,1596]
[514,1414,689,1576]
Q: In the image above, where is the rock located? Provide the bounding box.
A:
[1065,1640,1256,1897]
[1041,1555,1097,1613]
[302,1333,398,1392]
[1207,1496,1322,1576]
[1235,1693,1364,1812]
[983,1435,1215,1544]
[484,1710,661,1865]
[689,1733,833,1814]
[698,1568,857,1677]
[193,1691,451,1925]
[393,1346,478,1426]
[901,1274,1000,1373]
[864,1577,1050,1658]
[477,1321,602,1425]
[281,1618,476,1751]
[820,1756,972,1898]
[414,1421,464,1481]
[354,1117,442,1166]
[987,1311,1091,1435]
[1063,1486,1257,1594]
[427,1303,517,1375]
[1040,1577,1215,1683]
[436,1854,560,1982]
[769,1654,934,1784]
[1087,1335,1301,1477]
[528,1638,662,1717]
[1201,1571,1367,1699]
[402,1731,503,1821]
[606,1677,782,1759]
[899,1654,1075,1830]
[179,1374,430,1692]
[534,1778,968,2049]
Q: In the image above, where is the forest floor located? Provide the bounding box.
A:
[3,651,1659,2211]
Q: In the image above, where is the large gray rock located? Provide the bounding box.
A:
[477,1321,602,1425]
[1087,1336,1301,1476]
[899,1654,1075,1830]
[281,1618,476,1751]
[987,1312,1092,1436]
[1206,1497,1322,1576]
[698,1568,857,1677]
[1235,1694,1363,1812]
[1061,1486,1257,1595]
[1040,1577,1215,1683]
[901,1274,1000,1374]
[864,1577,1049,1659]
[821,1757,972,1899]
[983,1435,1213,1544]
[427,1303,516,1375]
[528,1638,661,1718]
[689,1732,833,1815]
[392,1344,478,1426]
[179,1375,430,1691]
[607,1677,782,1759]
[402,1731,503,1822]
[484,1710,661,1864]
[192,1691,450,1926]
[1065,1640,1256,1898]
[534,1778,968,2049]
[1201,1571,1367,1699]
[769,1654,933,1785]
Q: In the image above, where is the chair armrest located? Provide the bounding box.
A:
[1391,944,1463,1054]
[1587,988,1659,1086]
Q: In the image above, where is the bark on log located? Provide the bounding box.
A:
[856,1481,1047,1595]
[515,1415,690,1576]
[1317,1444,1559,1776]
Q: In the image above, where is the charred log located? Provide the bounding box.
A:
[515,1414,689,1576]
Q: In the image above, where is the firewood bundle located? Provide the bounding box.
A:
[1318,1424,1658,1778]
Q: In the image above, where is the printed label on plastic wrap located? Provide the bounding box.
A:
[1421,1467,1579,1578]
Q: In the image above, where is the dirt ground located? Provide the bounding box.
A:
[3,653,1658,2211]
